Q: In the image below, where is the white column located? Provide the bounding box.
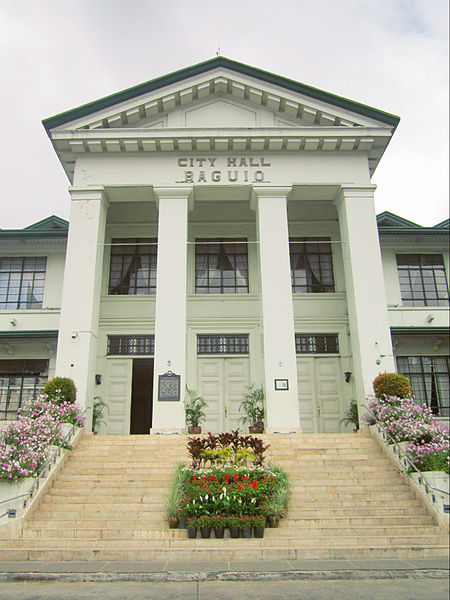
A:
[151,187,192,432]
[55,187,108,425]
[252,187,300,432]
[335,186,395,407]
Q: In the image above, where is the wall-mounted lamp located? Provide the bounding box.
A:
[426,314,435,323]
[95,374,102,385]
[71,331,78,339]
[344,371,352,383]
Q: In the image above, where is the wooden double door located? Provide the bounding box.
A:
[197,357,250,433]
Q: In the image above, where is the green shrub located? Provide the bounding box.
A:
[43,377,77,405]
[373,372,412,399]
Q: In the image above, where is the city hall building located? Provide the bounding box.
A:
[1,58,449,434]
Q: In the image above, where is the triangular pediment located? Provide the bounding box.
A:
[24,215,69,232]
[376,212,422,229]
[44,57,399,133]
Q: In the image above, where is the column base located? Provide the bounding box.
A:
[150,428,183,435]
[265,427,302,434]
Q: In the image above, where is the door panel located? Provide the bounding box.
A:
[106,359,132,434]
[197,357,250,433]
[130,359,153,434]
[297,356,342,433]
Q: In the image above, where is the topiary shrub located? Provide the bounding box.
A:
[373,372,412,399]
[43,377,77,405]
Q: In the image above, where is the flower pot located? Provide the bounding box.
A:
[254,526,265,538]
[249,423,264,434]
[241,526,251,538]
[168,517,178,529]
[229,526,240,538]
[187,526,197,539]
[178,517,187,529]
[214,527,225,539]
[188,426,201,434]
[267,515,279,528]
[200,526,211,539]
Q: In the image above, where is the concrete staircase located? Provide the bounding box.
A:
[0,432,448,561]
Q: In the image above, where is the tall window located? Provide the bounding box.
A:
[195,239,248,294]
[0,257,47,309]
[396,254,449,307]
[109,239,157,295]
[289,238,334,293]
[396,356,450,417]
[0,360,48,420]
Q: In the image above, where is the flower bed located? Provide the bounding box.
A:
[0,390,85,483]
[167,431,290,538]
[363,395,449,474]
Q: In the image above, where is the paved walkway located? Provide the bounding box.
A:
[0,557,448,582]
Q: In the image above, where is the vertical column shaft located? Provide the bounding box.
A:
[253,187,300,431]
[335,186,395,407]
[55,187,108,424]
[152,187,192,431]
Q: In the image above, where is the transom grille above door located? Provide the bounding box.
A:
[197,334,249,355]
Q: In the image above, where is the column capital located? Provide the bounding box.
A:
[250,186,292,210]
[68,186,109,208]
[334,184,377,207]
[153,186,194,210]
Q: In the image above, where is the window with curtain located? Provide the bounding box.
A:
[109,239,157,295]
[289,238,334,293]
[396,254,449,307]
[195,239,248,294]
[0,359,48,420]
[396,356,450,417]
[0,257,47,309]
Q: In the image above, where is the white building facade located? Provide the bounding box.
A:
[1,58,449,433]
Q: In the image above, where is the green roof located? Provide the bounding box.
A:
[377,211,449,235]
[43,57,401,132]
[0,215,68,239]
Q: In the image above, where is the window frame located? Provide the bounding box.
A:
[396,355,450,417]
[289,238,335,294]
[108,238,158,296]
[197,334,249,355]
[107,335,155,356]
[195,238,249,295]
[0,256,47,310]
[295,334,340,354]
[396,254,449,307]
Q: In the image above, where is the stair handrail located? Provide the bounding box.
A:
[365,406,449,502]
[0,407,90,516]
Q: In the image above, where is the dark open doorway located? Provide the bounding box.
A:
[130,358,153,434]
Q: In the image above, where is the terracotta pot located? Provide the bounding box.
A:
[168,517,178,529]
[188,426,201,434]
[267,515,280,528]
[249,423,264,434]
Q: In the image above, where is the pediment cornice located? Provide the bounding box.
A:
[53,125,391,181]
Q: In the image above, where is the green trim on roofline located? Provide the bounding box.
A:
[42,57,400,132]
[0,215,68,239]
[390,327,449,335]
[0,331,58,340]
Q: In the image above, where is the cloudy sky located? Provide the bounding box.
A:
[1,0,448,229]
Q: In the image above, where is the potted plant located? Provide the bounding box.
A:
[165,463,184,529]
[239,384,265,434]
[92,397,108,434]
[340,399,359,432]
[185,387,207,434]
[211,514,226,538]
[196,515,212,538]
[186,517,198,539]
[227,514,240,538]
[239,515,252,538]
[252,515,265,538]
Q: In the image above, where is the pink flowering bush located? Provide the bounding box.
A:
[363,395,449,474]
[0,393,85,482]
